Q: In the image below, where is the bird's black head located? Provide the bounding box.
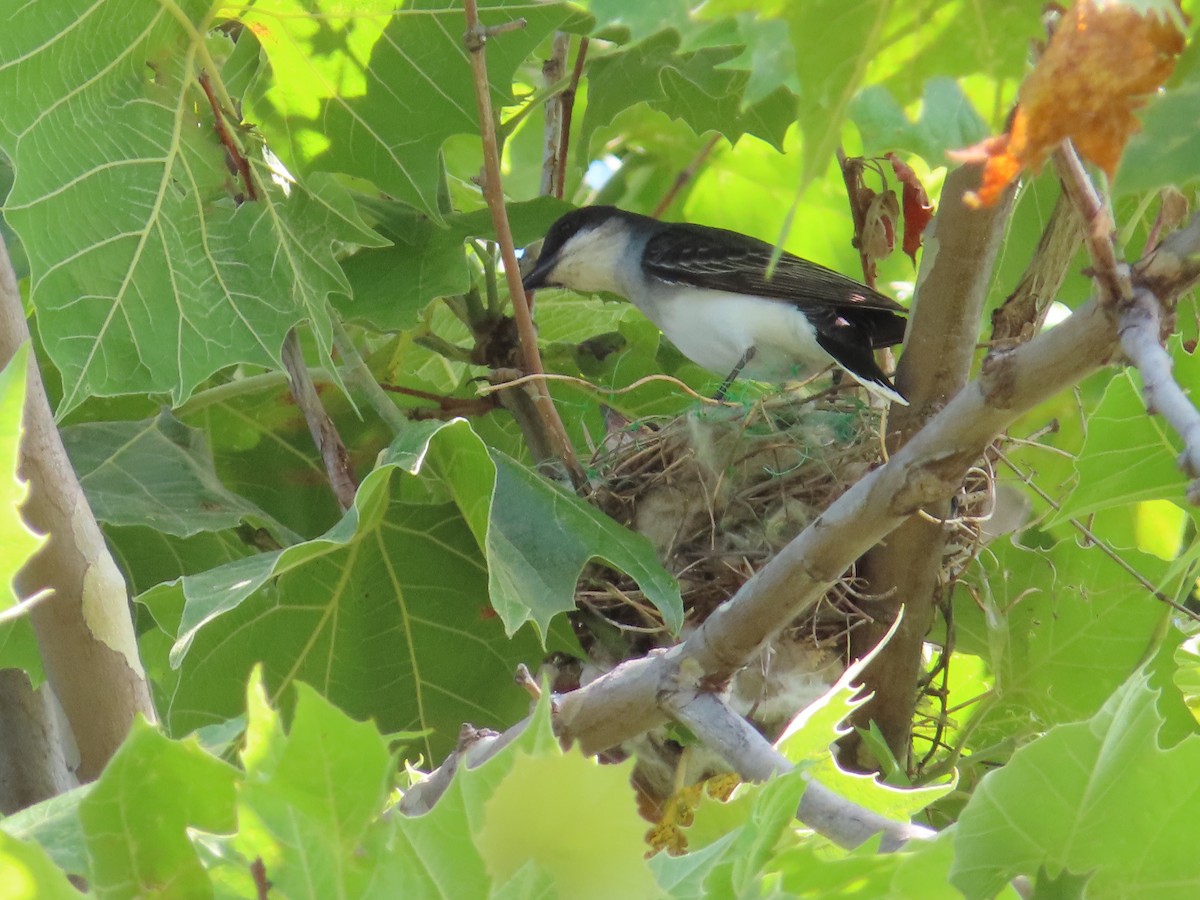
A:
[522,206,628,291]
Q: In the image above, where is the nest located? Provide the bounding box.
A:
[578,392,885,658]
[564,390,992,799]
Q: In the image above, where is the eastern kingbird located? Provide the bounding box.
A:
[522,206,909,405]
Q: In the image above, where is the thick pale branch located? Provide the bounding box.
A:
[0,237,155,781]
[846,164,1015,768]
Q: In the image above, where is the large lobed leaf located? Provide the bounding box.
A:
[953,669,1200,899]
[0,1,385,415]
[139,418,680,760]
[243,0,592,219]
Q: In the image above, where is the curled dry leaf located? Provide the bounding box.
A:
[953,0,1186,207]
[886,153,935,264]
[861,189,899,262]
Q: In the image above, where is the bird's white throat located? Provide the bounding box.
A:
[541,219,638,296]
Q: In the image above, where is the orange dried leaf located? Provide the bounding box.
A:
[955,0,1186,207]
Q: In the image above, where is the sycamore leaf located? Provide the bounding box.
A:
[79,718,238,899]
[61,412,290,540]
[422,421,683,637]
[477,751,658,900]
[237,673,394,900]
[0,830,81,900]
[579,31,796,163]
[1058,349,1200,520]
[0,2,387,415]
[953,668,1200,899]
[243,0,591,219]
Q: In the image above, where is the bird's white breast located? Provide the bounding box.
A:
[644,287,832,381]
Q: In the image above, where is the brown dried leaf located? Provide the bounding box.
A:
[887,153,935,263]
[955,0,1186,207]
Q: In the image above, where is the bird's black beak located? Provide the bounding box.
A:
[521,250,557,292]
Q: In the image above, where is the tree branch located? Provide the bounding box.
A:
[844,164,1016,769]
[281,328,356,511]
[1119,289,1200,503]
[540,32,570,198]
[463,2,584,485]
[1053,141,1200,502]
[990,191,1084,344]
[0,235,155,781]
[554,211,1200,758]
[660,685,934,850]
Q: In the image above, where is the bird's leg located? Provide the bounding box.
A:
[713,346,756,401]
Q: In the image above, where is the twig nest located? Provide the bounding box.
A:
[583,393,882,637]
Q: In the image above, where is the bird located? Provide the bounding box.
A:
[522,206,909,404]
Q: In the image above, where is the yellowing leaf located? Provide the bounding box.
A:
[477,750,658,900]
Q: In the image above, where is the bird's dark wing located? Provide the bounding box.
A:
[641,222,906,314]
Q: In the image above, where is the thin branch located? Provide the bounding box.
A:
[281,328,356,511]
[463,1,584,485]
[660,686,934,851]
[1119,289,1200,503]
[652,134,721,219]
[990,191,1084,344]
[540,32,570,198]
[197,70,257,203]
[1053,141,1200,502]
[554,37,589,199]
[329,318,409,436]
[1053,141,1131,306]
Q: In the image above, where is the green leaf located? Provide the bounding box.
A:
[79,718,238,900]
[579,31,797,163]
[585,0,696,44]
[952,669,1200,899]
[0,786,93,880]
[956,535,1174,748]
[244,0,591,218]
[422,422,683,637]
[61,412,289,539]
[236,673,393,900]
[774,624,954,821]
[0,829,82,900]
[339,197,572,333]
[476,750,658,900]
[850,78,989,164]
[783,0,893,188]
[1116,54,1200,195]
[0,0,387,414]
[772,831,986,900]
[141,422,552,761]
[1058,353,1200,520]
